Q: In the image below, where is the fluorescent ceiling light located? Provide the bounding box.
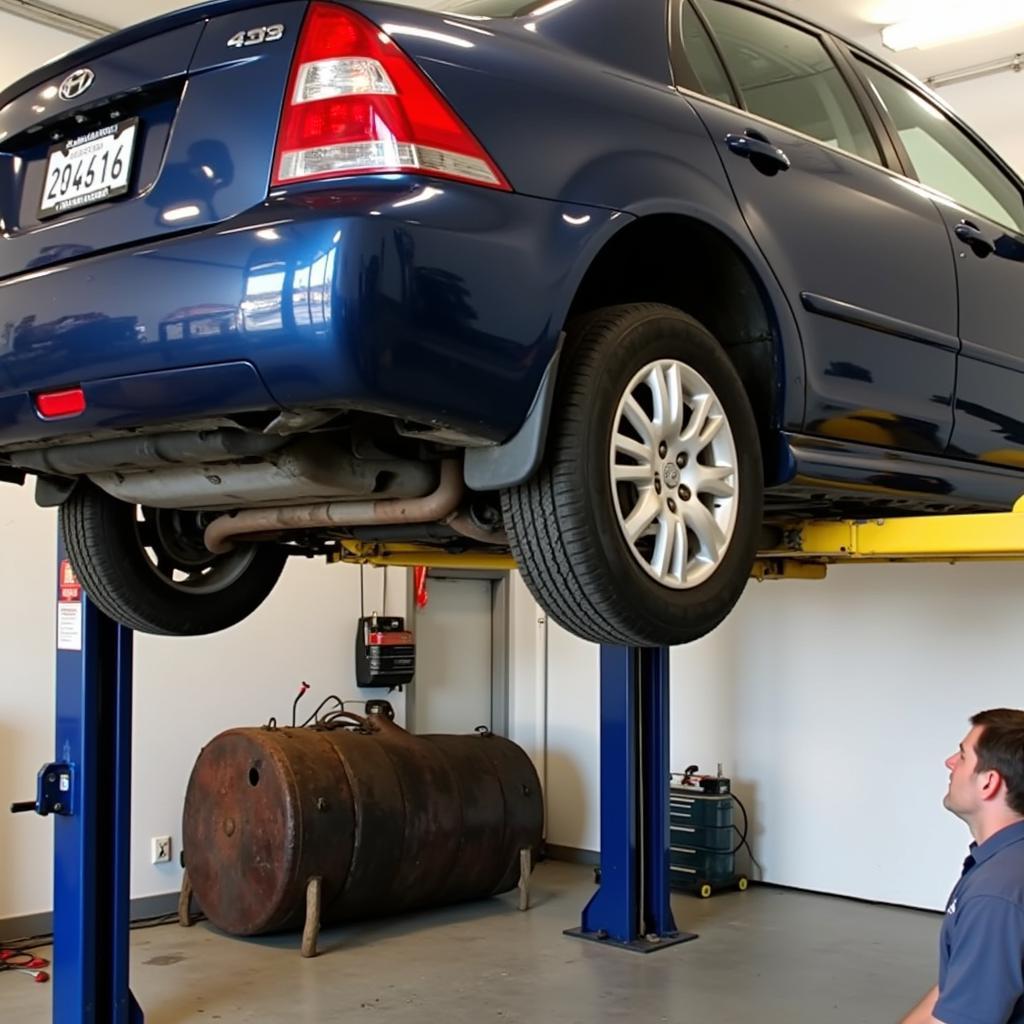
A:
[161,205,201,224]
[882,1,1024,51]
[529,0,574,14]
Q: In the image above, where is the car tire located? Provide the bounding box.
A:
[501,303,762,647]
[61,483,289,636]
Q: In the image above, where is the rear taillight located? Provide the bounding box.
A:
[35,387,85,419]
[272,3,511,190]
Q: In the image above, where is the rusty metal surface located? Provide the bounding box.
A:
[182,715,543,936]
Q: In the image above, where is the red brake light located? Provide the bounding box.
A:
[272,3,511,191]
[35,387,86,419]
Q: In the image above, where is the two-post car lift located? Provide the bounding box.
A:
[11,538,142,1022]
[13,497,1024,1018]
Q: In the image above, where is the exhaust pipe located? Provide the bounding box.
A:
[444,511,508,546]
[204,460,463,554]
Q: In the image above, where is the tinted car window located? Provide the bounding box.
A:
[858,61,1024,234]
[698,0,880,164]
[680,3,737,105]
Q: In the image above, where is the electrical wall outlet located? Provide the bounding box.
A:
[151,835,172,864]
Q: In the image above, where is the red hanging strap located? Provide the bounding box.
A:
[413,566,429,609]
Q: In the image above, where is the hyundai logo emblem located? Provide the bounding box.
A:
[58,68,95,101]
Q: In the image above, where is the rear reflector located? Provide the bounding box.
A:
[35,388,85,419]
[273,3,510,191]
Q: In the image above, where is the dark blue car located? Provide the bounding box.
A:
[1,0,1022,646]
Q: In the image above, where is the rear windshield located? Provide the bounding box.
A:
[390,0,548,15]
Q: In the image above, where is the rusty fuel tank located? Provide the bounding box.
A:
[181,713,544,935]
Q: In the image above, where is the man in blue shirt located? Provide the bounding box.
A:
[902,708,1024,1024]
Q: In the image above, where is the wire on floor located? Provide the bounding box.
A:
[1,908,204,954]
[731,792,764,878]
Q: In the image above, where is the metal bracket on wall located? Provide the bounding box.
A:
[927,52,1024,89]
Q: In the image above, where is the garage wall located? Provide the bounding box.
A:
[540,563,1024,912]
[0,483,408,925]
[0,14,82,89]
[939,75,1024,172]
[714,565,1024,908]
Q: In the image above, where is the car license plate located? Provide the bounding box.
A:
[38,118,138,219]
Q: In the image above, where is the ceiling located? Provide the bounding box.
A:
[13,0,1024,86]
[767,0,1024,82]
[65,0,1024,81]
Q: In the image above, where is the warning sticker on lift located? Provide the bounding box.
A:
[57,559,82,651]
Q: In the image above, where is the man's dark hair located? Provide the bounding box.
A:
[971,709,1024,816]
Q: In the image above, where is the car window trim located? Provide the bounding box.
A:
[683,0,897,173]
[667,0,704,98]
[822,35,904,171]
[671,81,950,188]
[669,0,742,110]
[829,40,917,181]
[682,80,1024,242]
[668,0,1024,229]
[845,46,1024,236]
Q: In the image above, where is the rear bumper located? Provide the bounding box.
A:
[0,179,622,451]
[0,361,277,448]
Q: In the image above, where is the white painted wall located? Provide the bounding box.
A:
[939,74,1024,173]
[539,562,1024,912]
[0,15,82,89]
[410,577,493,734]
[0,482,408,924]
[544,621,599,852]
[720,565,1020,909]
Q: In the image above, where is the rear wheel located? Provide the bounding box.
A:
[61,483,288,636]
[501,303,762,647]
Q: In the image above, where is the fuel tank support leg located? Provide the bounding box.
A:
[301,876,323,959]
[178,870,194,928]
[518,847,532,911]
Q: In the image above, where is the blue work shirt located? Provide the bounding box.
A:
[936,819,1024,1024]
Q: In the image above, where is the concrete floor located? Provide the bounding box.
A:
[6,861,940,1023]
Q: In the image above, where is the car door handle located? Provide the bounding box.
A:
[954,220,995,258]
[725,130,791,175]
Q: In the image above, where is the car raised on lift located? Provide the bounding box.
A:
[1,0,1023,646]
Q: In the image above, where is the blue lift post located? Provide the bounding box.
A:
[11,536,143,1023]
[565,645,697,953]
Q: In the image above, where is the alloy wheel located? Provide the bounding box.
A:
[609,358,739,589]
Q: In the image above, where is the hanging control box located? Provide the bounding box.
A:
[355,615,415,689]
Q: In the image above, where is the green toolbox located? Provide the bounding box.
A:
[668,776,749,898]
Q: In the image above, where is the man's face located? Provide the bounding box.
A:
[944,725,987,821]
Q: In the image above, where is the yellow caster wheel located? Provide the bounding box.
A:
[699,883,713,899]
[738,877,749,892]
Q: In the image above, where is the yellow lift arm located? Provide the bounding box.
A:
[330,497,1024,578]
[329,541,517,571]
[755,494,1024,579]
